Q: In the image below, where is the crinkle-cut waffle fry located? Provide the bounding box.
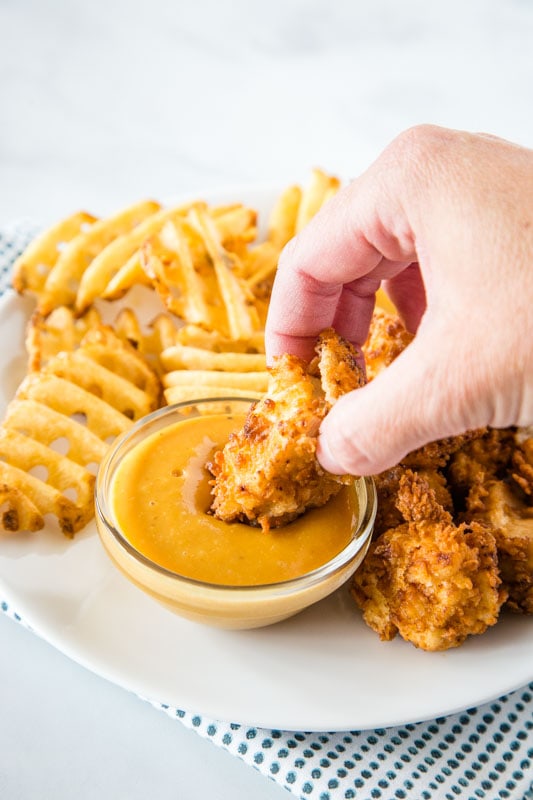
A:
[26,306,103,372]
[101,204,257,302]
[42,351,157,421]
[267,184,302,250]
[161,343,266,373]
[38,200,161,315]
[12,211,97,296]
[163,369,270,391]
[0,483,43,533]
[16,373,133,442]
[188,205,260,340]
[4,399,109,467]
[0,428,95,536]
[113,309,178,375]
[175,324,265,354]
[75,327,162,408]
[142,220,222,330]
[75,204,195,312]
[164,384,262,406]
[295,168,340,233]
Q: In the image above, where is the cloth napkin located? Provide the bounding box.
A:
[1,222,532,800]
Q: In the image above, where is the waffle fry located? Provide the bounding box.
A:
[175,324,264,354]
[295,168,340,232]
[74,204,194,312]
[26,306,103,371]
[161,343,266,373]
[38,200,161,314]
[0,324,162,535]
[12,212,97,296]
[188,205,260,340]
[100,203,257,302]
[0,428,95,535]
[0,483,43,534]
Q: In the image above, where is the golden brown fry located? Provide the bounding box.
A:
[39,200,160,314]
[188,205,260,340]
[161,343,266,373]
[142,220,222,330]
[12,211,97,295]
[163,369,269,391]
[16,373,133,442]
[175,324,264,354]
[75,205,193,312]
[3,399,109,467]
[0,428,95,536]
[26,306,103,372]
[295,168,340,233]
[0,482,43,533]
[267,185,302,249]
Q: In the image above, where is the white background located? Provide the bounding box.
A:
[1,1,532,798]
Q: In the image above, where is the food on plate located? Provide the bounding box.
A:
[3,171,531,646]
[0,324,161,535]
[361,307,414,381]
[208,329,364,532]
[352,470,506,650]
[11,211,97,296]
[95,399,374,628]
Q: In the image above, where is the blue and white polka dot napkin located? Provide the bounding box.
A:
[1,223,532,800]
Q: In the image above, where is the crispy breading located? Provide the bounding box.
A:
[465,478,533,614]
[361,308,414,381]
[352,470,505,650]
[373,466,453,537]
[207,329,364,532]
[511,437,533,498]
[401,430,487,471]
[446,427,515,499]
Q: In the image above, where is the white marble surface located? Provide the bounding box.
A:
[1,1,532,798]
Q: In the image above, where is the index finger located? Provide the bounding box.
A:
[265,167,417,362]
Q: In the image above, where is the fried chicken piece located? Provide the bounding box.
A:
[208,329,364,532]
[465,478,533,614]
[401,429,486,471]
[352,470,505,650]
[511,435,533,498]
[362,308,414,381]
[373,466,453,537]
[447,427,516,505]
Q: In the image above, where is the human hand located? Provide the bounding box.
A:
[265,125,533,476]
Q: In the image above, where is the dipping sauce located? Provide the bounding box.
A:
[110,413,358,586]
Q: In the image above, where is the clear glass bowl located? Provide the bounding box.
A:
[95,398,377,630]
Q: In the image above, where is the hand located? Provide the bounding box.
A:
[265,125,533,475]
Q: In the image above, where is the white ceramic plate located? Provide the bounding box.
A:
[1,189,532,732]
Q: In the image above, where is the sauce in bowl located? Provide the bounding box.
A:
[111,413,358,586]
[95,400,376,629]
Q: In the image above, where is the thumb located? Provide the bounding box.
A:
[317,331,473,476]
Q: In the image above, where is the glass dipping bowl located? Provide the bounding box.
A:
[95,398,377,630]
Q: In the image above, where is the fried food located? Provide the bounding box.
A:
[465,477,533,614]
[207,329,364,532]
[373,465,453,537]
[12,211,97,296]
[0,325,161,536]
[352,470,506,650]
[362,308,414,381]
[39,200,161,314]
